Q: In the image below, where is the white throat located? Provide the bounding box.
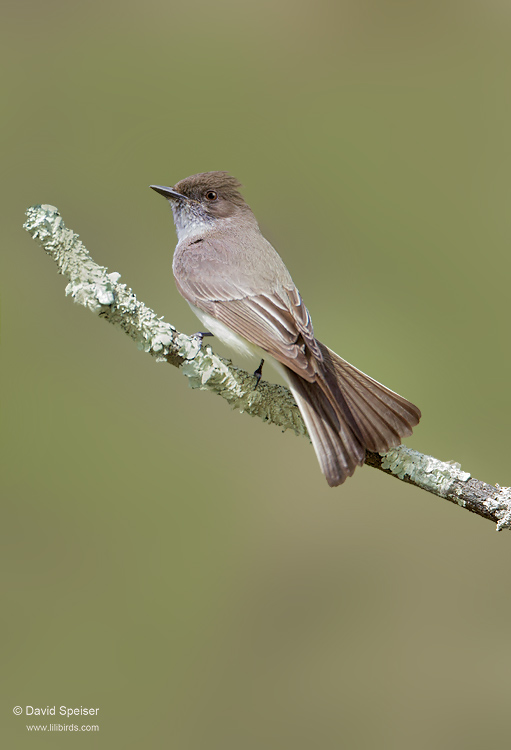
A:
[171,209,208,243]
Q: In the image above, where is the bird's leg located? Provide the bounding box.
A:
[253,359,264,388]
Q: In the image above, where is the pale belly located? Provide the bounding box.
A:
[188,302,289,383]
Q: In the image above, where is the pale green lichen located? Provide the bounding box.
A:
[24,204,179,359]
[66,271,120,312]
[380,446,471,497]
[485,485,511,532]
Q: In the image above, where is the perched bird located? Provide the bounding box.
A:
[151,172,420,486]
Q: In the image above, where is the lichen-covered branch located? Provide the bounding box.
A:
[24,204,304,435]
[23,204,511,531]
[364,450,511,530]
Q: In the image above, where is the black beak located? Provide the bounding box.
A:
[149,185,188,201]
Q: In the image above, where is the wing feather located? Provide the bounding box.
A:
[173,235,321,379]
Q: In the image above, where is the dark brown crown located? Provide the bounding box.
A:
[173,171,247,207]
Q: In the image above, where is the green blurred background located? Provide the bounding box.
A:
[2,0,511,747]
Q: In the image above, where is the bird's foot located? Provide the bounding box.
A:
[186,331,214,360]
[192,331,214,347]
[253,359,264,389]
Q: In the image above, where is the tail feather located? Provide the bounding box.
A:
[287,370,365,486]
[283,342,421,486]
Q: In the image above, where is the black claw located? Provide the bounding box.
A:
[253,359,265,388]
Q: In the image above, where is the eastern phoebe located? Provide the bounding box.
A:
[151,172,420,486]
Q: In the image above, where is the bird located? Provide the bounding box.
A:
[150,172,420,486]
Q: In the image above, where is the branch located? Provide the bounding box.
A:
[23,204,511,531]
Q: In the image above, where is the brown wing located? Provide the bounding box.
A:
[173,235,323,380]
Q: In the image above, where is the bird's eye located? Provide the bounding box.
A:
[205,191,218,201]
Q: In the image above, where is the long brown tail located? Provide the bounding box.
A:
[284,342,421,487]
